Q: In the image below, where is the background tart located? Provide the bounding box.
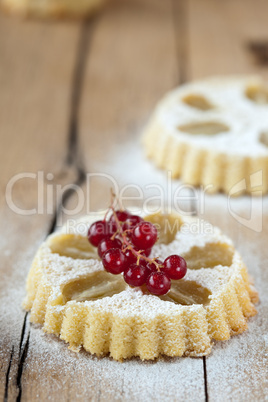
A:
[142,76,268,195]
[23,212,258,361]
[1,0,107,18]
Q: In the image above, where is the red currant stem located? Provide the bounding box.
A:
[110,189,125,213]
[110,206,161,272]
[110,189,116,205]
[103,208,110,222]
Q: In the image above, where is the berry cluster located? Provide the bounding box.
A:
[87,208,187,295]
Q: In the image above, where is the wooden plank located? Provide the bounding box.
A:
[188,0,268,80]
[19,1,206,401]
[68,0,268,400]
[0,15,80,179]
[2,0,267,400]
[0,204,49,401]
[0,13,80,401]
[65,0,195,217]
[77,0,180,212]
[198,196,268,400]
[187,0,268,398]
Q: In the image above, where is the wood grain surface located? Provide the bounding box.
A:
[0,0,267,401]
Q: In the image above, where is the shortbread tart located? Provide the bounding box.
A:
[1,0,107,18]
[143,76,268,195]
[23,212,258,361]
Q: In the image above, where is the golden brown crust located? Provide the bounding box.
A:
[143,76,268,195]
[23,213,258,360]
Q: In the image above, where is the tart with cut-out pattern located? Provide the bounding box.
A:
[23,212,258,361]
[1,0,107,18]
[143,76,268,195]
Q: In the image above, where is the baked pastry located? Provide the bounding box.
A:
[1,0,107,18]
[143,76,268,195]
[23,211,258,360]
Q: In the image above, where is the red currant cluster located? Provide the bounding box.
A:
[87,208,187,295]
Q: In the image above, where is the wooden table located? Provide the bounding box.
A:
[0,0,268,400]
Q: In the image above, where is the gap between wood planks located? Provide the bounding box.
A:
[190,194,208,402]
[176,1,208,400]
[172,0,189,85]
[48,19,93,236]
[4,20,94,402]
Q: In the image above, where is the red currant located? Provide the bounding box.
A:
[138,258,149,267]
[98,238,122,258]
[109,210,131,233]
[131,222,158,250]
[134,247,152,258]
[122,215,144,231]
[89,207,188,297]
[163,255,187,280]
[146,259,163,274]
[143,248,152,257]
[88,220,111,247]
[124,264,148,287]
[102,248,126,275]
[123,248,137,265]
[123,247,151,265]
[146,272,171,295]
[110,210,131,224]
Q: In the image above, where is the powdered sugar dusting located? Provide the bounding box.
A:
[25,326,206,401]
[151,76,268,156]
[199,202,268,401]
[0,205,266,400]
[37,213,240,319]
